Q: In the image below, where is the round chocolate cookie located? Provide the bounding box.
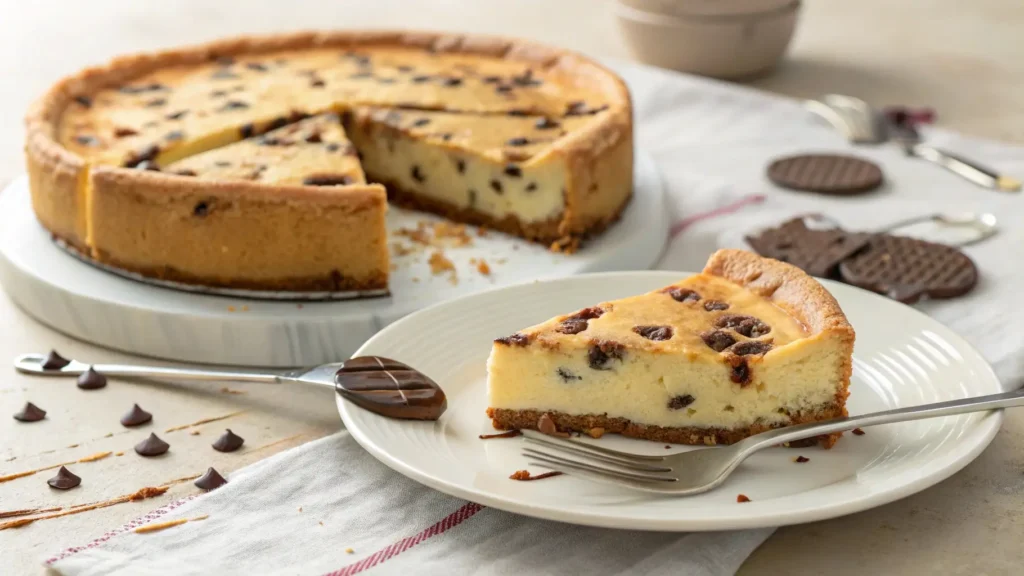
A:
[838,234,978,304]
[767,154,883,195]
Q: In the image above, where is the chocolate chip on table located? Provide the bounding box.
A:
[41,350,71,370]
[334,356,448,421]
[134,433,170,457]
[13,402,46,422]
[145,98,167,108]
[76,367,107,390]
[302,175,355,186]
[700,330,737,353]
[715,315,771,338]
[795,456,810,463]
[537,413,569,437]
[47,466,81,490]
[495,333,530,347]
[503,164,522,178]
[633,325,673,341]
[194,467,229,491]
[193,202,210,217]
[729,340,773,356]
[535,117,560,130]
[114,126,139,138]
[73,95,92,108]
[490,180,503,194]
[212,429,245,452]
[666,287,701,302]
[588,341,625,370]
[703,300,729,311]
[120,404,153,427]
[74,135,99,147]
[505,137,530,147]
[411,166,426,183]
[124,145,160,168]
[556,367,582,382]
[852,428,866,436]
[667,394,695,410]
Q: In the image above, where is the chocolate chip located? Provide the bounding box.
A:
[512,69,542,87]
[556,368,582,382]
[700,330,737,352]
[74,135,99,147]
[145,98,167,108]
[173,169,197,177]
[214,161,231,167]
[411,75,432,83]
[47,466,81,490]
[537,413,569,437]
[119,83,167,94]
[210,89,228,98]
[334,356,448,420]
[482,75,502,84]
[437,132,453,141]
[667,395,695,410]
[324,143,343,153]
[633,325,673,341]
[265,116,290,132]
[568,307,605,321]
[378,78,397,84]
[76,367,107,390]
[730,340,773,356]
[245,62,268,72]
[219,100,249,111]
[556,319,589,335]
[852,428,866,436]
[795,456,810,463]
[495,333,530,347]
[397,65,414,73]
[310,78,326,88]
[715,315,771,338]
[193,202,210,217]
[211,69,239,80]
[535,117,560,130]
[667,287,701,302]
[588,341,625,370]
[124,145,160,168]
[134,433,170,457]
[507,109,530,117]
[120,404,152,427]
[456,159,466,174]
[442,77,463,87]
[525,182,537,192]
[411,166,425,183]
[164,130,185,142]
[212,429,245,452]
[729,359,751,386]
[114,126,139,138]
[495,84,514,94]
[13,402,46,422]
[468,189,477,207]
[703,300,730,311]
[257,137,290,147]
[41,350,71,370]
[194,467,228,491]
[503,164,522,178]
[490,180,503,194]
[566,101,587,116]
[303,174,354,186]
[304,132,322,144]
[412,118,431,127]
[73,95,92,108]
[349,71,373,79]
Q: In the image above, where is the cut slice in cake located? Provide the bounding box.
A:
[486,249,855,447]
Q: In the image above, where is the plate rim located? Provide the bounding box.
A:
[339,270,1004,531]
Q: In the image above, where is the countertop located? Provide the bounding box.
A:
[3,1,1023,573]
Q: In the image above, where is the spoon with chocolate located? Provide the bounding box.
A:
[14,351,446,421]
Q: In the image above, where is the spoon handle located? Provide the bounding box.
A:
[14,353,288,383]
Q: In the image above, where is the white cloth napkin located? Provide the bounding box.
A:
[46,61,1024,575]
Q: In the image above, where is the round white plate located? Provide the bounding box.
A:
[0,150,667,367]
[339,271,1004,531]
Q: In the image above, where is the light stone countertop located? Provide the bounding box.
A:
[3,1,1023,573]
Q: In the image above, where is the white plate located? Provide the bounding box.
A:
[339,271,1004,531]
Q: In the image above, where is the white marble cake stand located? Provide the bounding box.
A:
[0,150,668,367]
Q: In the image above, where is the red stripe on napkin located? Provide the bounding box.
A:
[670,194,766,238]
[323,502,485,576]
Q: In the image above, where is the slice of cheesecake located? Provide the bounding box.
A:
[486,249,855,447]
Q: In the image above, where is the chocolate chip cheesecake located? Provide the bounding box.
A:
[25,31,632,291]
[486,249,855,447]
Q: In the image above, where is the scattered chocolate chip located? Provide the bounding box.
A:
[456,159,466,174]
[412,118,431,128]
[852,428,866,436]
[667,395,695,410]
[490,180,503,194]
[441,77,463,87]
[588,341,625,370]
[503,164,522,178]
[211,69,239,80]
[76,367,107,390]
[134,433,170,457]
[737,494,751,503]
[41,350,71,370]
[164,130,185,142]
[506,137,530,147]
[700,330,737,352]
[715,315,771,338]
[729,340,773,356]
[74,135,99,147]
[245,62,268,72]
[729,359,751,386]
[556,367,582,382]
[124,145,160,168]
[537,413,569,437]
[495,333,530,347]
[194,467,228,491]
[47,466,81,490]
[535,117,560,130]
[119,83,166,94]
[411,166,426,183]
[633,325,673,341]
[302,174,354,186]
[411,75,432,83]
[145,98,167,108]
[13,402,46,422]
[556,319,589,334]
[667,287,701,302]
[114,126,139,138]
[73,95,92,108]
[785,438,819,448]
[703,300,730,311]
[212,429,245,452]
[193,202,210,217]
[334,356,448,420]
[795,456,810,463]
[120,404,152,427]
[219,100,250,112]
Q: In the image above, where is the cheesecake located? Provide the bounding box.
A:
[486,249,855,447]
[25,31,632,291]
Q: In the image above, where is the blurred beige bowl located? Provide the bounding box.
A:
[615,0,801,80]
[619,0,794,18]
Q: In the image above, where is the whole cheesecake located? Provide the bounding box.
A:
[487,250,855,448]
[25,31,633,291]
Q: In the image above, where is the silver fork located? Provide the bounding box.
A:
[521,387,1022,495]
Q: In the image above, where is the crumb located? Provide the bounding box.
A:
[476,259,491,276]
[737,494,751,503]
[476,226,488,237]
[428,251,455,275]
[227,306,236,312]
[509,470,563,481]
[345,548,354,554]
[104,433,114,438]
[391,242,416,257]
[318,521,324,526]
[296,304,304,310]
[220,387,246,395]
[190,430,201,436]
[240,305,249,312]
[495,258,508,264]
[794,456,810,463]
[852,428,866,436]
[67,444,79,448]
[298,507,302,512]
[135,518,189,534]
[510,470,530,481]
[512,245,519,250]
[586,427,605,439]
[412,277,420,283]
[664,445,671,449]
[115,451,124,456]
[433,222,471,246]
[469,257,477,265]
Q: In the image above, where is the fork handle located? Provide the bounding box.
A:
[745,387,1024,452]
[910,145,1004,189]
